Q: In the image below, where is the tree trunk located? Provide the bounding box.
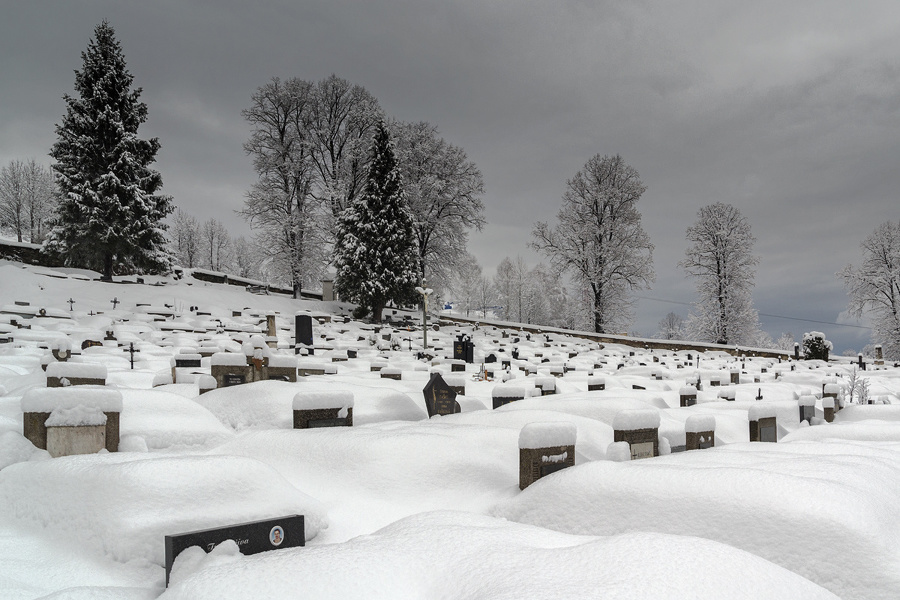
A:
[372,301,384,323]
[102,253,114,281]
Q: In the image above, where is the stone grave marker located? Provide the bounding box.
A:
[22,387,122,453]
[588,376,605,391]
[423,372,461,417]
[295,312,314,353]
[685,415,715,450]
[45,406,107,458]
[798,395,816,424]
[46,362,107,388]
[613,409,660,460]
[164,515,304,587]
[679,385,697,407]
[518,422,576,490]
[293,391,353,428]
[492,385,527,409]
[823,397,835,423]
[749,404,777,442]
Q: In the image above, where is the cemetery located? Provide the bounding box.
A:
[0,263,899,599]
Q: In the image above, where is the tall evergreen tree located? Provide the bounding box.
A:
[333,121,417,322]
[45,21,172,279]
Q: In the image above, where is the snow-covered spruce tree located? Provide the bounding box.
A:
[680,203,761,345]
[45,21,172,279]
[802,331,832,361]
[531,154,654,334]
[839,221,900,360]
[333,121,418,322]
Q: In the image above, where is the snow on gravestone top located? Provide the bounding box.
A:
[45,405,107,427]
[748,403,777,421]
[612,408,661,431]
[588,376,606,385]
[268,355,298,369]
[292,391,354,411]
[518,422,577,449]
[679,385,698,396]
[50,337,72,352]
[799,395,817,407]
[822,397,835,409]
[685,414,716,433]
[823,383,841,395]
[492,385,529,399]
[211,352,251,367]
[22,387,123,413]
[45,362,107,380]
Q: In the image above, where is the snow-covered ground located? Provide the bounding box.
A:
[0,260,898,599]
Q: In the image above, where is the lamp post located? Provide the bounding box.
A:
[415,282,433,350]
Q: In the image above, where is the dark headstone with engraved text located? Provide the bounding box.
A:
[423,372,461,417]
[164,515,304,586]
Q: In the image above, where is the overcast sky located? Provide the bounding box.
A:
[2,1,897,353]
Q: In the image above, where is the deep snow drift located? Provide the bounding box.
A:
[0,261,898,599]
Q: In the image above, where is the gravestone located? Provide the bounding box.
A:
[612,409,660,460]
[798,395,816,424]
[492,386,527,409]
[749,404,777,442]
[453,335,474,364]
[22,387,121,453]
[293,391,353,428]
[518,422,576,490]
[679,385,697,407]
[588,377,605,391]
[165,515,304,587]
[423,372,461,417]
[294,313,313,353]
[823,397,835,423]
[685,415,715,450]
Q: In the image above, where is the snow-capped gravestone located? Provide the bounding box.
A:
[293,391,353,428]
[210,352,251,387]
[174,352,202,368]
[21,387,122,453]
[588,376,605,391]
[679,385,698,407]
[798,395,816,424]
[749,404,778,442]
[45,406,106,458]
[453,335,474,364]
[423,373,461,417]
[518,422,576,490]
[535,377,556,396]
[46,362,107,387]
[822,383,841,412]
[685,415,715,450]
[492,385,528,409]
[50,338,72,362]
[294,312,313,353]
[612,409,660,460]
[823,397,835,423]
[164,515,305,587]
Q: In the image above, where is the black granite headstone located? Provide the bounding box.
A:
[295,314,313,349]
[423,372,461,417]
[164,515,304,586]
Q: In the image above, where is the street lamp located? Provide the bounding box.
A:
[415,281,433,349]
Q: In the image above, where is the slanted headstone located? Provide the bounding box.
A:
[685,415,715,450]
[423,372,461,417]
[22,387,122,452]
[165,515,304,587]
[293,391,353,428]
[518,422,576,490]
[798,395,816,424]
[749,404,777,442]
[613,409,660,460]
[45,406,107,458]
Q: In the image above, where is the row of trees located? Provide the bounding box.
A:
[239,76,484,299]
[0,158,57,243]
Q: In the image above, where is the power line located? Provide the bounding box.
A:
[635,295,872,330]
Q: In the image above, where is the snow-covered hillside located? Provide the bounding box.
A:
[0,260,898,599]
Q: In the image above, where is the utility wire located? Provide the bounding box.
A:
[635,295,872,330]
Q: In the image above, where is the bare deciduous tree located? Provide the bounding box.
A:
[0,159,56,243]
[656,312,684,340]
[169,208,201,268]
[201,218,230,272]
[532,154,654,334]
[839,221,900,360]
[680,202,761,345]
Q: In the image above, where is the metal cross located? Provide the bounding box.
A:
[67,298,75,311]
[111,297,120,309]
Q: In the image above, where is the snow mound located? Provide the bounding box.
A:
[493,441,900,600]
[160,511,839,600]
[119,389,233,450]
[0,453,327,566]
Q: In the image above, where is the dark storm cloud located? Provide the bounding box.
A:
[2,1,898,352]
